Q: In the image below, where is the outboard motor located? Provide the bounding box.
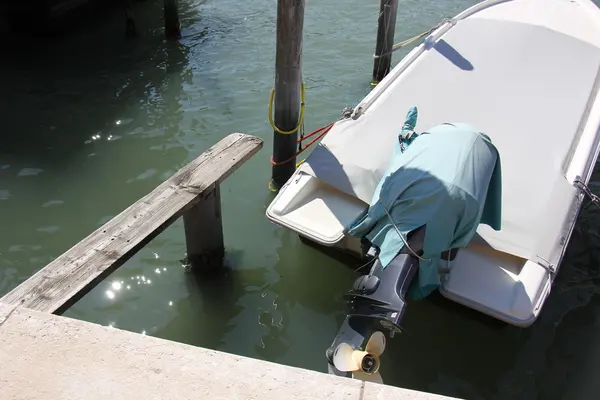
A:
[325,227,426,383]
[324,114,502,383]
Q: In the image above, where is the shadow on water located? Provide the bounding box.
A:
[0,0,196,167]
[149,228,358,373]
[152,248,261,351]
[521,166,600,400]
[254,231,358,366]
[0,0,204,297]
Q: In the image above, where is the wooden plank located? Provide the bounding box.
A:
[183,184,224,269]
[1,133,263,314]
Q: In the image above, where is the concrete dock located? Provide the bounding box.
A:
[0,302,458,400]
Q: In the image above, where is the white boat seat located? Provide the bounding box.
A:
[439,233,552,327]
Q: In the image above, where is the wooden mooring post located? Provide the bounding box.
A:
[123,0,180,39]
[164,0,181,39]
[0,133,262,315]
[270,0,305,190]
[125,0,137,38]
[183,185,224,268]
[372,0,399,86]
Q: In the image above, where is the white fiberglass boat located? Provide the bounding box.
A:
[266,0,600,382]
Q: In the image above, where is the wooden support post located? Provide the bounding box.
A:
[183,184,224,270]
[125,0,137,38]
[372,0,399,86]
[164,0,181,39]
[270,0,305,190]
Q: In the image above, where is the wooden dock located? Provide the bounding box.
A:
[1,132,261,314]
[0,132,458,399]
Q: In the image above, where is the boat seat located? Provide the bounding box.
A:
[439,233,552,327]
[267,170,370,247]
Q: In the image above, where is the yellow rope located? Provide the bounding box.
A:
[388,19,452,55]
[390,30,430,53]
[371,19,452,88]
[268,83,306,135]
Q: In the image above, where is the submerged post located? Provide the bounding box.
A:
[372,0,399,86]
[164,0,181,39]
[125,0,137,38]
[270,0,305,190]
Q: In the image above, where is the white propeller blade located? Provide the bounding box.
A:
[365,331,386,356]
[352,369,384,384]
[332,343,361,372]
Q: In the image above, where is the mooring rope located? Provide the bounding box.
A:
[574,179,600,211]
[373,18,453,61]
[268,83,306,135]
[269,121,336,166]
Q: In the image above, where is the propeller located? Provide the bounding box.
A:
[331,331,386,384]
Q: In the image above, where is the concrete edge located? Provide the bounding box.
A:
[0,302,459,400]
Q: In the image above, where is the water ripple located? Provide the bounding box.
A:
[17,168,43,177]
[36,226,60,234]
[42,200,64,207]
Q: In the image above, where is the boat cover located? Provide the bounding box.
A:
[347,114,502,300]
[301,14,600,269]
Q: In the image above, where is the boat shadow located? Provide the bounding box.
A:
[430,39,474,71]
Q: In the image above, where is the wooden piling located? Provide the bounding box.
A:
[0,133,262,314]
[183,185,224,269]
[125,0,137,38]
[270,0,305,190]
[372,0,399,86]
[164,0,181,39]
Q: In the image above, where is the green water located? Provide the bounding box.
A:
[2,0,600,398]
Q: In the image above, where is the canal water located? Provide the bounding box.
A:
[1,0,600,398]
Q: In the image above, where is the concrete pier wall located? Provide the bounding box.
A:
[0,303,459,400]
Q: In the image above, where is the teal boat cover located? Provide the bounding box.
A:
[347,107,502,300]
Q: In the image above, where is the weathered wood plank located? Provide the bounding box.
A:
[1,133,263,314]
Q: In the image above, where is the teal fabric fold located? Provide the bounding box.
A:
[348,109,502,300]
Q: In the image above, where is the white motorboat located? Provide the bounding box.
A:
[266,0,600,382]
